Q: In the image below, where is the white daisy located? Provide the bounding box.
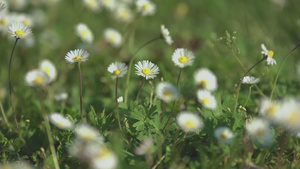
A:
[101,0,117,10]
[117,96,123,103]
[83,0,101,11]
[107,62,128,79]
[104,28,122,48]
[91,146,118,169]
[55,92,68,101]
[65,49,89,64]
[196,90,217,110]
[75,23,94,44]
[8,22,32,39]
[16,14,34,27]
[246,118,273,146]
[176,111,204,132]
[136,0,156,16]
[24,69,51,87]
[0,14,11,33]
[242,76,260,84]
[161,25,173,45]
[49,113,73,130]
[75,124,104,143]
[214,127,234,144]
[156,82,179,103]
[194,68,218,91]
[261,44,276,65]
[135,60,159,80]
[277,99,300,131]
[259,98,280,122]
[39,59,57,82]
[0,2,6,12]
[172,48,195,68]
[115,4,133,23]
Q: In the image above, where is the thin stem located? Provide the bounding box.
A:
[243,85,253,107]
[270,43,300,99]
[278,132,291,168]
[8,38,19,128]
[36,90,60,169]
[124,35,163,103]
[0,101,9,128]
[78,63,83,121]
[176,69,182,87]
[115,78,122,131]
[233,56,267,114]
[136,79,145,102]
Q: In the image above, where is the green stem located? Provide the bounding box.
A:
[78,63,84,121]
[136,79,145,102]
[115,78,122,131]
[0,101,9,128]
[124,35,163,103]
[176,69,182,87]
[270,43,300,99]
[243,85,253,107]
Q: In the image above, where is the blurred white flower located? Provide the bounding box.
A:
[261,44,276,65]
[214,127,234,144]
[176,111,204,132]
[16,14,34,27]
[115,4,133,23]
[196,90,217,110]
[104,28,122,48]
[65,49,89,64]
[91,146,118,169]
[242,76,260,84]
[24,69,51,87]
[161,25,173,45]
[136,0,155,16]
[101,0,117,10]
[135,60,159,80]
[39,59,57,82]
[194,68,218,91]
[55,92,68,101]
[156,82,179,103]
[277,99,300,131]
[8,22,32,39]
[107,62,128,79]
[0,14,11,35]
[75,124,104,143]
[134,137,153,155]
[76,23,94,44]
[246,118,273,146]
[117,96,123,103]
[83,0,101,11]
[172,48,195,68]
[259,98,280,122]
[49,113,73,130]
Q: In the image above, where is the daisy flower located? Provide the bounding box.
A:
[0,2,6,12]
[172,48,195,68]
[8,22,32,39]
[277,99,300,131]
[49,113,73,130]
[194,68,218,91]
[107,62,128,79]
[161,25,173,45]
[16,14,34,27]
[104,28,122,48]
[91,146,118,169]
[196,90,217,110]
[0,14,11,33]
[136,0,156,16]
[261,44,276,65]
[115,4,133,23]
[75,124,104,143]
[101,0,117,10]
[135,60,160,80]
[259,98,280,122]
[156,82,179,103]
[83,0,101,11]
[39,59,57,82]
[242,76,260,84]
[176,111,204,132]
[55,92,68,101]
[75,23,94,44]
[25,69,51,87]
[214,127,234,144]
[65,49,89,63]
[246,118,273,146]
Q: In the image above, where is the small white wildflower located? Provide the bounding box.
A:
[196,90,217,110]
[24,69,51,87]
[83,0,101,11]
[101,0,117,10]
[115,4,133,23]
[172,48,195,68]
[156,82,179,103]
[277,99,300,131]
[135,60,160,80]
[8,22,32,39]
[75,23,94,44]
[136,0,156,16]
[65,49,89,64]
[259,98,279,122]
[242,76,260,84]
[246,118,273,146]
[161,25,173,45]
[91,146,118,169]
[117,96,123,103]
[194,68,218,91]
[107,62,128,79]
[39,59,57,82]
[55,92,68,101]
[75,124,104,143]
[214,127,234,144]
[176,111,204,132]
[104,28,122,48]
[261,44,276,65]
[49,113,73,130]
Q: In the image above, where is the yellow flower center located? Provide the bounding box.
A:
[266,105,277,118]
[185,120,196,129]
[142,68,151,75]
[220,133,228,140]
[57,121,65,128]
[255,129,266,139]
[0,19,7,26]
[163,90,172,99]
[87,0,96,7]
[98,147,112,158]
[288,110,300,126]
[202,98,209,105]
[267,50,274,58]
[200,80,208,88]
[43,67,50,74]
[33,76,43,84]
[178,56,187,63]
[109,35,116,43]
[113,69,121,75]
[142,3,149,11]
[81,30,88,37]
[73,56,82,61]
[121,9,129,19]
[82,131,97,141]
[22,19,29,26]
[15,30,24,37]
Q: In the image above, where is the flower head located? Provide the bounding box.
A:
[117,96,123,103]
[75,23,94,44]
[277,99,300,131]
[8,22,32,39]
[172,48,195,68]
[65,49,89,63]
[75,124,104,143]
[135,60,159,80]
[136,0,156,16]
[83,0,101,11]
[242,76,260,84]
[214,127,234,144]
[55,92,68,101]
[246,118,273,146]
[101,0,117,10]
[25,69,51,87]
[261,44,276,65]
[161,25,173,45]
[39,59,57,82]
[259,98,279,122]
[176,111,204,132]
[104,28,122,48]
[156,82,179,103]
[115,4,133,22]
[91,146,118,169]
[49,113,73,130]
[196,90,217,110]
[107,62,128,79]
[194,68,217,91]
